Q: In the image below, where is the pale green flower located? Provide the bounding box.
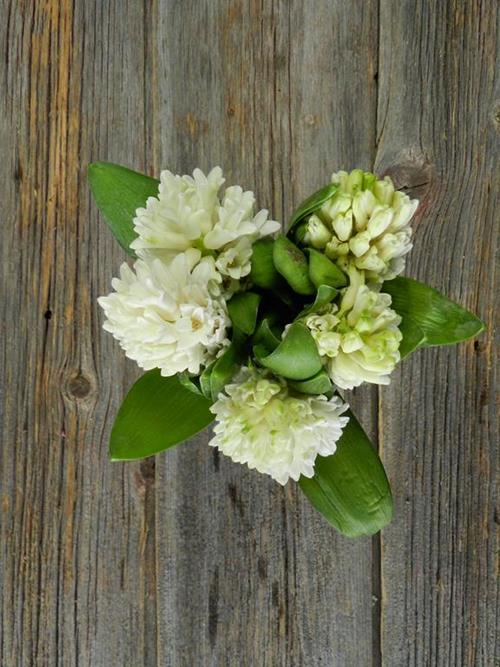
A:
[302,169,418,283]
[303,214,332,249]
[209,367,349,484]
[304,312,341,356]
[305,268,402,389]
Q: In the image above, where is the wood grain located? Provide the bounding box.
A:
[152,2,379,665]
[0,1,497,666]
[375,1,499,665]
[1,1,154,665]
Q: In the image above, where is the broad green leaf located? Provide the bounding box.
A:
[384,276,485,354]
[288,183,338,231]
[110,370,214,461]
[273,235,315,296]
[227,292,261,335]
[299,410,393,537]
[398,318,427,359]
[253,318,281,352]
[209,333,246,401]
[250,238,282,289]
[299,285,338,318]
[255,321,322,380]
[88,162,159,254]
[306,248,347,289]
[289,368,332,395]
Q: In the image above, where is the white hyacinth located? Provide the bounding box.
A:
[130,167,280,293]
[303,169,418,283]
[98,249,230,376]
[305,269,402,390]
[209,367,349,485]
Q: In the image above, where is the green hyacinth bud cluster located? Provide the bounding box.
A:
[302,169,418,283]
[305,266,402,389]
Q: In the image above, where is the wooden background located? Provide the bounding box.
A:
[1,1,498,665]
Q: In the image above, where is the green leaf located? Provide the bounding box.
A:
[299,285,339,318]
[384,276,485,355]
[397,318,427,359]
[299,411,393,537]
[288,183,338,231]
[306,248,347,289]
[273,235,315,296]
[293,220,308,244]
[88,161,160,255]
[110,370,214,461]
[250,238,282,289]
[255,321,322,380]
[249,239,296,305]
[227,292,261,335]
[177,371,203,395]
[209,333,246,401]
[199,361,215,400]
[289,368,332,395]
[253,317,281,352]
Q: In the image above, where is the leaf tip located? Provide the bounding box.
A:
[475,317,487,335]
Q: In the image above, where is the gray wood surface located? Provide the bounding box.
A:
[0,1,497,666]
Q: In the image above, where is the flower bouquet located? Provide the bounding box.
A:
[89,163,484,537]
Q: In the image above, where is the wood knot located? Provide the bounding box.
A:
[67,373,92,398]
[381,154,434,199]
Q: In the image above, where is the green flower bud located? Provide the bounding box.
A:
[303,214,332,249]
[304,169,419,283]
[273,235,315,296]
[304,269,402,390]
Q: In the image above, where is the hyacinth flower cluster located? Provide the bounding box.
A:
[90,162,484,537]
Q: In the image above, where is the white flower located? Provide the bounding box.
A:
[215,237,253,279]
[305,269,402,389]
[209,367,349,485]
[130,167,280,290]
[204,185,279,249]
[98,249,230,376]
[303,169,418,283]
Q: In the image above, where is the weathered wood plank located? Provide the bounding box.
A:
[152,2,380,665]
[0,1,157,665]
[375,2,499,665]
[2,1,497,666]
